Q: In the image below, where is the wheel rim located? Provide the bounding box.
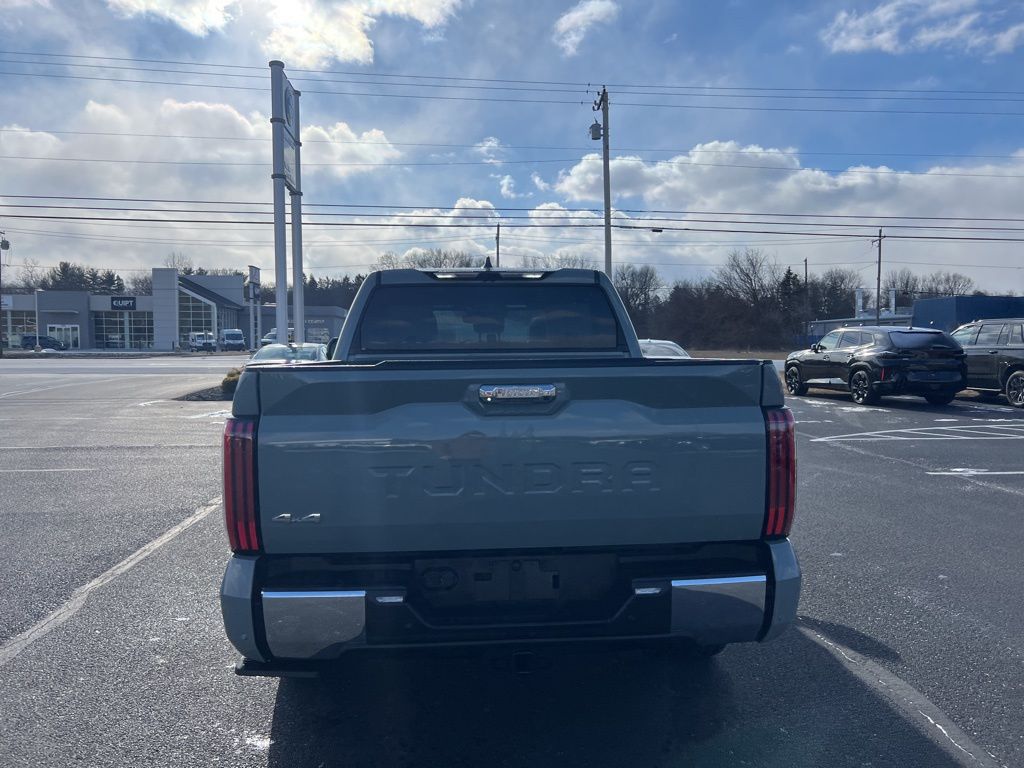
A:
[1008,373,1024,406]
[851,372,869,402]
[786,367,801,393]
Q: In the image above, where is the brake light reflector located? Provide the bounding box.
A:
[223,417,260,553]
[764,408,796,538]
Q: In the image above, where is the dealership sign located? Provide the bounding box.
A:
[111,296,136,311]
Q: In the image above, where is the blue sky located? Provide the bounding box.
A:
[2,0,1024,292]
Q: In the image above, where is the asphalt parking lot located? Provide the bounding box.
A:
[0,359,1021,767]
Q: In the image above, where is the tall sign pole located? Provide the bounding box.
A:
[248,265,260,350]
[289,88,305,343]
[270,61,290,342]
[874,228,884,324]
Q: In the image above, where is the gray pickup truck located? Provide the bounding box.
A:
[221,267,800,676]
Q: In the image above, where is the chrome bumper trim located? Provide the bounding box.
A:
[669,574,767,645]
[262,590,367,659]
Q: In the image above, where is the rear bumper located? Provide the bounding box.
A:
[874,369,965,395]
[221,539,801,669]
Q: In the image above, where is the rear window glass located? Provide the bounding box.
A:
[357,283,623,353]
[889,331,958,349]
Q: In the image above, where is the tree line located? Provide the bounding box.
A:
[4,248,983,350]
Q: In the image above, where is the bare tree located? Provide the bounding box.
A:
[376,249,483,269]
[16,259,43,291]
[714,248,780,306]
[614,264,663,334]
[518,253,597,270]
[920,271,974,296]
[164,252,195,273]
[883,268,921,297]
[127,273,153,295]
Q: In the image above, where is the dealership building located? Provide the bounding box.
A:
[1,268,347,350]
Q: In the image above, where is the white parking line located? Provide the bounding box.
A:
[926,469,1024,476]
[813,424,1024,442]
[799,624,1001,767]
[0,377,121,400]
[0,468,96,473]
[0,498,220,669]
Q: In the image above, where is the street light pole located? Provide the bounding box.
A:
[591,87,612,276]
[495,223,500,268]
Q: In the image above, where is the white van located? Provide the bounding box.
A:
[188,331,216,352]
[219,329,246,351]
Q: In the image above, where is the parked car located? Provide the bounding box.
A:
[950,318,1024,408]
[219,329,247,351]
[188,331,216,352]
[639,338,690,358]
[259,327,294,346]
[244,342,327,366]
[20,335,67,351]
[785,325,966,406]
[221,267,800,678]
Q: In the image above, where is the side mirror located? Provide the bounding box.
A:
[326,337,339,359]
[810,343,821,353]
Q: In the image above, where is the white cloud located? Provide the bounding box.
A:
[104,0,464,65]
[548,140,1024,288]
[821,0,1024,55]
[552,0,619,57]
[531,171,551,191]
[493,174,530,199]
[473,136,506,165]
[105,0,237,35]
[0,96,404,276]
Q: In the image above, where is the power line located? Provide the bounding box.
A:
[11,202,1024,232]
[9,212,1024,243]
[10,194,1024,224]
[5,153,1024,180]
[11,58,1024,105]
[6,68,1024,117]
[7,50,1024,97]
[3,128,1021,162]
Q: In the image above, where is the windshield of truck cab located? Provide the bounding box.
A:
[356,283,624,352]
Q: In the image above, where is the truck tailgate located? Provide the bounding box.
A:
[249,361,770,554]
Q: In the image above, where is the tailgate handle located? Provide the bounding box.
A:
[479,384,557,402]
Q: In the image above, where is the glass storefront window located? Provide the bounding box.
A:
[93,311,153,349]
[178,292,213,347]
[2,310,36,348]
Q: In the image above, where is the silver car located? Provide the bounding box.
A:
[639,338,690,358]
[245,343,327,366]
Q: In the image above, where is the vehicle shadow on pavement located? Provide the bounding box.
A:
[797,616,903,663]
[266,631,959,768]
[796,390,1014,414]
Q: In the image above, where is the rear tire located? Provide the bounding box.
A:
[1006,371,1024,408]
[849,370,879,405]
[785,365,808,396]
[924,392,957,406]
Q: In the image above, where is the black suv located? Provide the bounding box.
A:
[785,326,966,406]
[950,318,1024,408]
[20,335,68,351]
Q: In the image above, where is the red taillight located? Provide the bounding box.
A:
[764,408,796,538]
[223,417,260,553]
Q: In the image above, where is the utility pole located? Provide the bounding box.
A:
[591,87,612,276]
[495,223,500,268]
[0,231,8,358]
[804,257,810,340]
[874,228,883,324]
